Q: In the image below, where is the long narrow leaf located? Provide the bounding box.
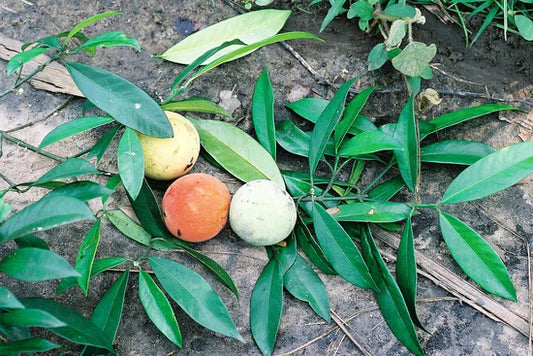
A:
[87,125,121,164]
[334,86,375,150]
[396,217,426,330]
[309,79,356,175]
[65,62,172,138]
[333,201,413,223]
[137,269,184,349]
[21,298,114,352]
[91,271,130,345]
[65,12,122,42]
[294,221,336,275]
[117,128,144,200]
[284,254,331,322]
[33,158,101,186]
[360,227,424,356]
[250,258,284,356]
[181,245,239,299]
[0,309,66,328]
[75,220,102,295]
[338,131,403,157]
[393,96,418,192]
[0,338,59,354]
[45,181,114,202]
[421,140,494,165]
[439,212,516,300]
[0,248,80,282]
[419,104,520,139]
[161,97,231,117]
[252,67,276,160]
[441,141,533,204]
[160,10,291,64]
[312,203,376,290]
[190,118,285,188]
[40,116,114,148]
[149,257,244,342]
[0,287,24,309]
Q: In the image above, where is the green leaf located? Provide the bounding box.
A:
[22,35,61,50]
[309,78,356,175]
[33,158,101,186]
[149,257,244,342]
[392,42,436,77]
[0,309,67,328]
[333,201,413,223]
[126,179,170,238]
[360,227,424,356]
[0,338,60,354]
[338,131,403,157]
[284,254,331,322]
[250,258,284,356]
[392,96,418,191]
[294,221,336,275]
[76,31,141,52]
[386,20,407,48]
[320,0,347,32]
[368,43,389,71]
[253,67,276,160]
[160,9,291,64]
[0,287,24,309]
[0,198,13,222]
[347,0,374,22]
[56,257,127,296]
[7,46,49,76]
[470,7,498,46]
[40,116,114,148]
[0,196,95,243]
[182,32,321,90]
[45,181,114,202]
[396,217,426,330]
[106,209,152,246]
[275,120,335,158]
[138,270,182,347]
[190,118,285,188]
[0,248,80,282]
[334,86,375,150]
[117,128,144,200]
[441,142,533,204]
[64,11,122,42]
[15,235,49,250]
[65,62,172,138]
[515,15,533,41]
[21,298,114,352]
[367,176,405,201]
[161,97,231,117]
[87,124,121,163]
[421,140,495,165]
[419,104,519,138]
[439,212,516,300]
[181,245,239,299]
[91,271,129,345]
[312,203,376,289]
[385,4,417,18]
[75,220,101,295]
[285,97,329,122]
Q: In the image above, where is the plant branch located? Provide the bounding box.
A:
[0,130,67,162]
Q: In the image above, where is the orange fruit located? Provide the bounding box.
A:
[162,173,230,242]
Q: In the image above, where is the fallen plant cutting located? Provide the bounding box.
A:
[0,7,532,356]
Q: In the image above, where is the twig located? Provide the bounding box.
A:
[0,130,66,162]
[6,96,73,133]
[330,309,374,356]
[279,41,334,88]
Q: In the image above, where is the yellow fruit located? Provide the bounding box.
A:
[136,111,200,180]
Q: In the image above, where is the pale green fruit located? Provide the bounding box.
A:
[229,179,297,246]
[136,111,200,180]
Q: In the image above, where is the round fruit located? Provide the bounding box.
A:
[162,173,231,243]
[137,111,200,180]
[229,179,297,246]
